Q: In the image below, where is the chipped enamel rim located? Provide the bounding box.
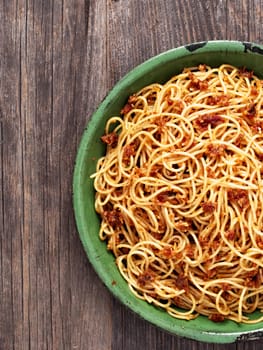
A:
[73,41,263,343]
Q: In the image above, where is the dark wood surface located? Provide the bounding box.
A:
[1,0,263,349]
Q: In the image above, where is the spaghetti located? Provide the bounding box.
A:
[92,64,263,323]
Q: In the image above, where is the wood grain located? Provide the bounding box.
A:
[1,0,263,349]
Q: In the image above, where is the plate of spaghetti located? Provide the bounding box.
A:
[73,41,263,343]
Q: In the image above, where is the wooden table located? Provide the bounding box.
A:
[1,1,263,349]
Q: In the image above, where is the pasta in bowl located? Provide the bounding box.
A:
[73,41,263,343]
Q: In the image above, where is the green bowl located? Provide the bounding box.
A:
[73,40,263,343]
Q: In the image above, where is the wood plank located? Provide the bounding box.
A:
[0,1,26,348]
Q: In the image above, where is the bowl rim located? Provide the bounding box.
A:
[73,40,263,343]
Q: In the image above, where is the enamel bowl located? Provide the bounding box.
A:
[73,41,263,343]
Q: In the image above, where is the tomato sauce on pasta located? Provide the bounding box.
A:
[91,64,263,323]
